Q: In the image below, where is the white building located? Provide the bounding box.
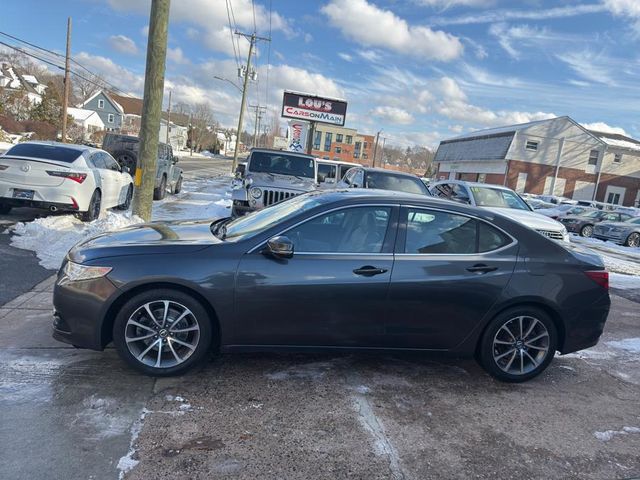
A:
[67,107,105,140]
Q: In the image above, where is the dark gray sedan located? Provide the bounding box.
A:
[52,189,610,382]
[559,210,632,237]
[593,216,640,247]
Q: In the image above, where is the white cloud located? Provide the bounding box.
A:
[370,106,414,125]
[167,47,189,64]
[415,0,494,7]
[267,65,345,100]
[581,122,627,135]
[304,33,313,43]
[430,4,607,26]
[338,52,353,62]
[435,77,467,101]
[108,35,138,55]
[555,51,616,85]
[489,23,579,60]
[321,0,463,61]
[74,51,145,95]
[357,49,382,62]
[604,0,640,18]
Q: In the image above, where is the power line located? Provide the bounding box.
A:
[265,0,273,128]
[227,0,243,67]
[251,0,258,34]
[225,0,240,68]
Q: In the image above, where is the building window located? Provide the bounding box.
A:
[525,140,538,151]
[354,141,361,158]
[98,99,105,109]
[588,149,599,166]
[363,142,368,149]
[614,153,622,163]
[362,153,368,159]
[107,113,115,123]
[346,135,352,145]
[313,131,322,150]
[336,134,343,143]
[324,133,332,152]
[478,173,487,183]
[335,146,342,154]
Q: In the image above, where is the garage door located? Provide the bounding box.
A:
[573,181,595,201]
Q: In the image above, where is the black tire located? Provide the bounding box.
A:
[81,190,101,222]
[173,176,183,194]
[114,151,138,174]
[625,232,640,248]
[112,289,214,376]
[478,306,557,383]
[580,224,594,237]
[116,184,133,210]
[153,175,167,200]
[0,204,11,215]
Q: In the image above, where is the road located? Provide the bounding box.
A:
[0,154,231,306]
[1,285,639,480]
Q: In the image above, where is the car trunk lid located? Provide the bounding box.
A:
[0,156,76,187]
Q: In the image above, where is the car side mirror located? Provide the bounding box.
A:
[264,235,294,259]
[235,164,246,178]
[172,156,179,164]
[123,166,131,174]
[317,172,327,183]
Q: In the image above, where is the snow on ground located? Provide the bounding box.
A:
[570,235,640,277]
[610,273,640,290]
[7,176,232,270]
[571,235,640,258]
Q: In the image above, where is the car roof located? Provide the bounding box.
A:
[15,140,96,153]
[316,158,359,166]
[250,148,315,159]
[432,179,514,191]
[359,167,420,178]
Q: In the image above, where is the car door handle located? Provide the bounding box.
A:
[466,264,497,274]
[353,266,388,276]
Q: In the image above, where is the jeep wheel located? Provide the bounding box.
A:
[153,175,167,200]
[115,152,138,174]
[173,176,183,194]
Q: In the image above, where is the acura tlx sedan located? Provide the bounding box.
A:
[0,141,133,221]
[52,189,611,382]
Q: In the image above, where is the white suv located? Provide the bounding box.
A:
[429,180,569,242]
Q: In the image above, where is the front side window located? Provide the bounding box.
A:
[317,163,336,181]
[404,209,510,254]
[249,151,315,179]
[286,206,391,253]
[470,186,530,211]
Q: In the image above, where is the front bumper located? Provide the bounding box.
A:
[52,274,119,350]
[559,221,582,234]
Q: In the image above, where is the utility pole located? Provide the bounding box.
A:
[131,0,170,221]
[249,104,266,147]
[61,17,72,143]
[232,31,270,173]
[189,112,193,156]
[380,137,386,166]
[165,89,171,145]
[372,129,382,168]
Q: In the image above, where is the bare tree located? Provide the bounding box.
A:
[189,102,215,151]
[72,73,107,104]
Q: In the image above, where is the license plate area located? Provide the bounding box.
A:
[13,188,35,200]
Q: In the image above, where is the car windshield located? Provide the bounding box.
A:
[366,171,428,195]
[625,217,640,224]
[217,193,331,242]
[470,187,530,210]
[556,204,574,211]
[5,143,82,162]
[249,151,315,178]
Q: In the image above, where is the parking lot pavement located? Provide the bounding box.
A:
[1,279,639,480]
[177,154,233,179]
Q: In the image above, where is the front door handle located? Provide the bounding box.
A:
[466,264,498,274]
[353,265,388,277]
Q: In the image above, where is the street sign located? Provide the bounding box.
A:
[281,91,347,126]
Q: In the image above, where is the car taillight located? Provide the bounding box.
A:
[46,171,87,184]
[585,270,609,290]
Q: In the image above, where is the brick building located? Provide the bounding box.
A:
[433,116,640,207]
[310,124,374,165]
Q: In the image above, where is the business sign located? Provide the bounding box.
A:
[282,91,347,126]
[287,120,310,152]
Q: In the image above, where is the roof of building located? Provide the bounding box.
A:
[79,90,125,113]
[67,107,102,122]
[109,93,143,115]
[588,130,640,153]
[445,117,555,142]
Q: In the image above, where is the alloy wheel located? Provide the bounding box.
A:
[492,316,550,375]
[125,300,201,369]
[581,225,593,237]
[626,232,640,248]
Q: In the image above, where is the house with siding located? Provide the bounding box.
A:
[78,91,124,131]
[433,116,640,207]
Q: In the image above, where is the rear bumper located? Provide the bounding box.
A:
[560,292,611,354]
[0,197,78,211]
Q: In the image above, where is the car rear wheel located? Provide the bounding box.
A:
[81,190,101,222]
[116,185,133,210]
[112,289,213,376]
[173,175,183,194]
[478,307,557,383]
[580,224,594,237]
[0,204,11,215]
[153,175,167,200]
[625,232,640,248]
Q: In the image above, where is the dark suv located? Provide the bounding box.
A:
[102,133,183,200]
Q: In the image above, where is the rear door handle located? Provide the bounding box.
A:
[353,266,388,277]
[466,264,498,274]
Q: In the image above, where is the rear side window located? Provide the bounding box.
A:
[404,208,511,254]
[366,172,428,195]
[6,143,82,163]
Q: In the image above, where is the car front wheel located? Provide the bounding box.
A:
[580,224,594,237]
[625,232,640,248]
[478,307,557,383]
[112,289,213,376]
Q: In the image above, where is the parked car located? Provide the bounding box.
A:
[316,159,360,185]
[592,216,640,247]
[537,194,576,205]
[338,166,431,195]
[102,133,183,200]
[560,210,633,237]
[52,189,610,382]
[231,148,317,216]
[526,198,559,210]
[535,204,593,220]
[429,180,570,242]
[0,141,133,220]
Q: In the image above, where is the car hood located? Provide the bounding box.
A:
[69,219,220,263]
[247,172,316,192]
[485,207,566,231]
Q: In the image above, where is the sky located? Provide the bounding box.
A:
[3,0,640,148]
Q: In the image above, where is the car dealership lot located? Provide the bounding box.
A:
[1,283,639,480]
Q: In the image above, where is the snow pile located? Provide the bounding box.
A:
[9,176,232,270]
[610,273,640,290]
[594,426,640,442]
[117,407,150,479]
[607,338,640,354]
[571,235,640,276]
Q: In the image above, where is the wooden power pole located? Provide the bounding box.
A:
[131,0,170,221]
[61,17,72,143]
[166,89,172,145]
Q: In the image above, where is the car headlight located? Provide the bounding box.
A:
[250,187,262,199]
[62,261,112,282]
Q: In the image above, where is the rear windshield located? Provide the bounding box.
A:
[5,143,82,163]
[366,171,428,195]
[249,151,315,178]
